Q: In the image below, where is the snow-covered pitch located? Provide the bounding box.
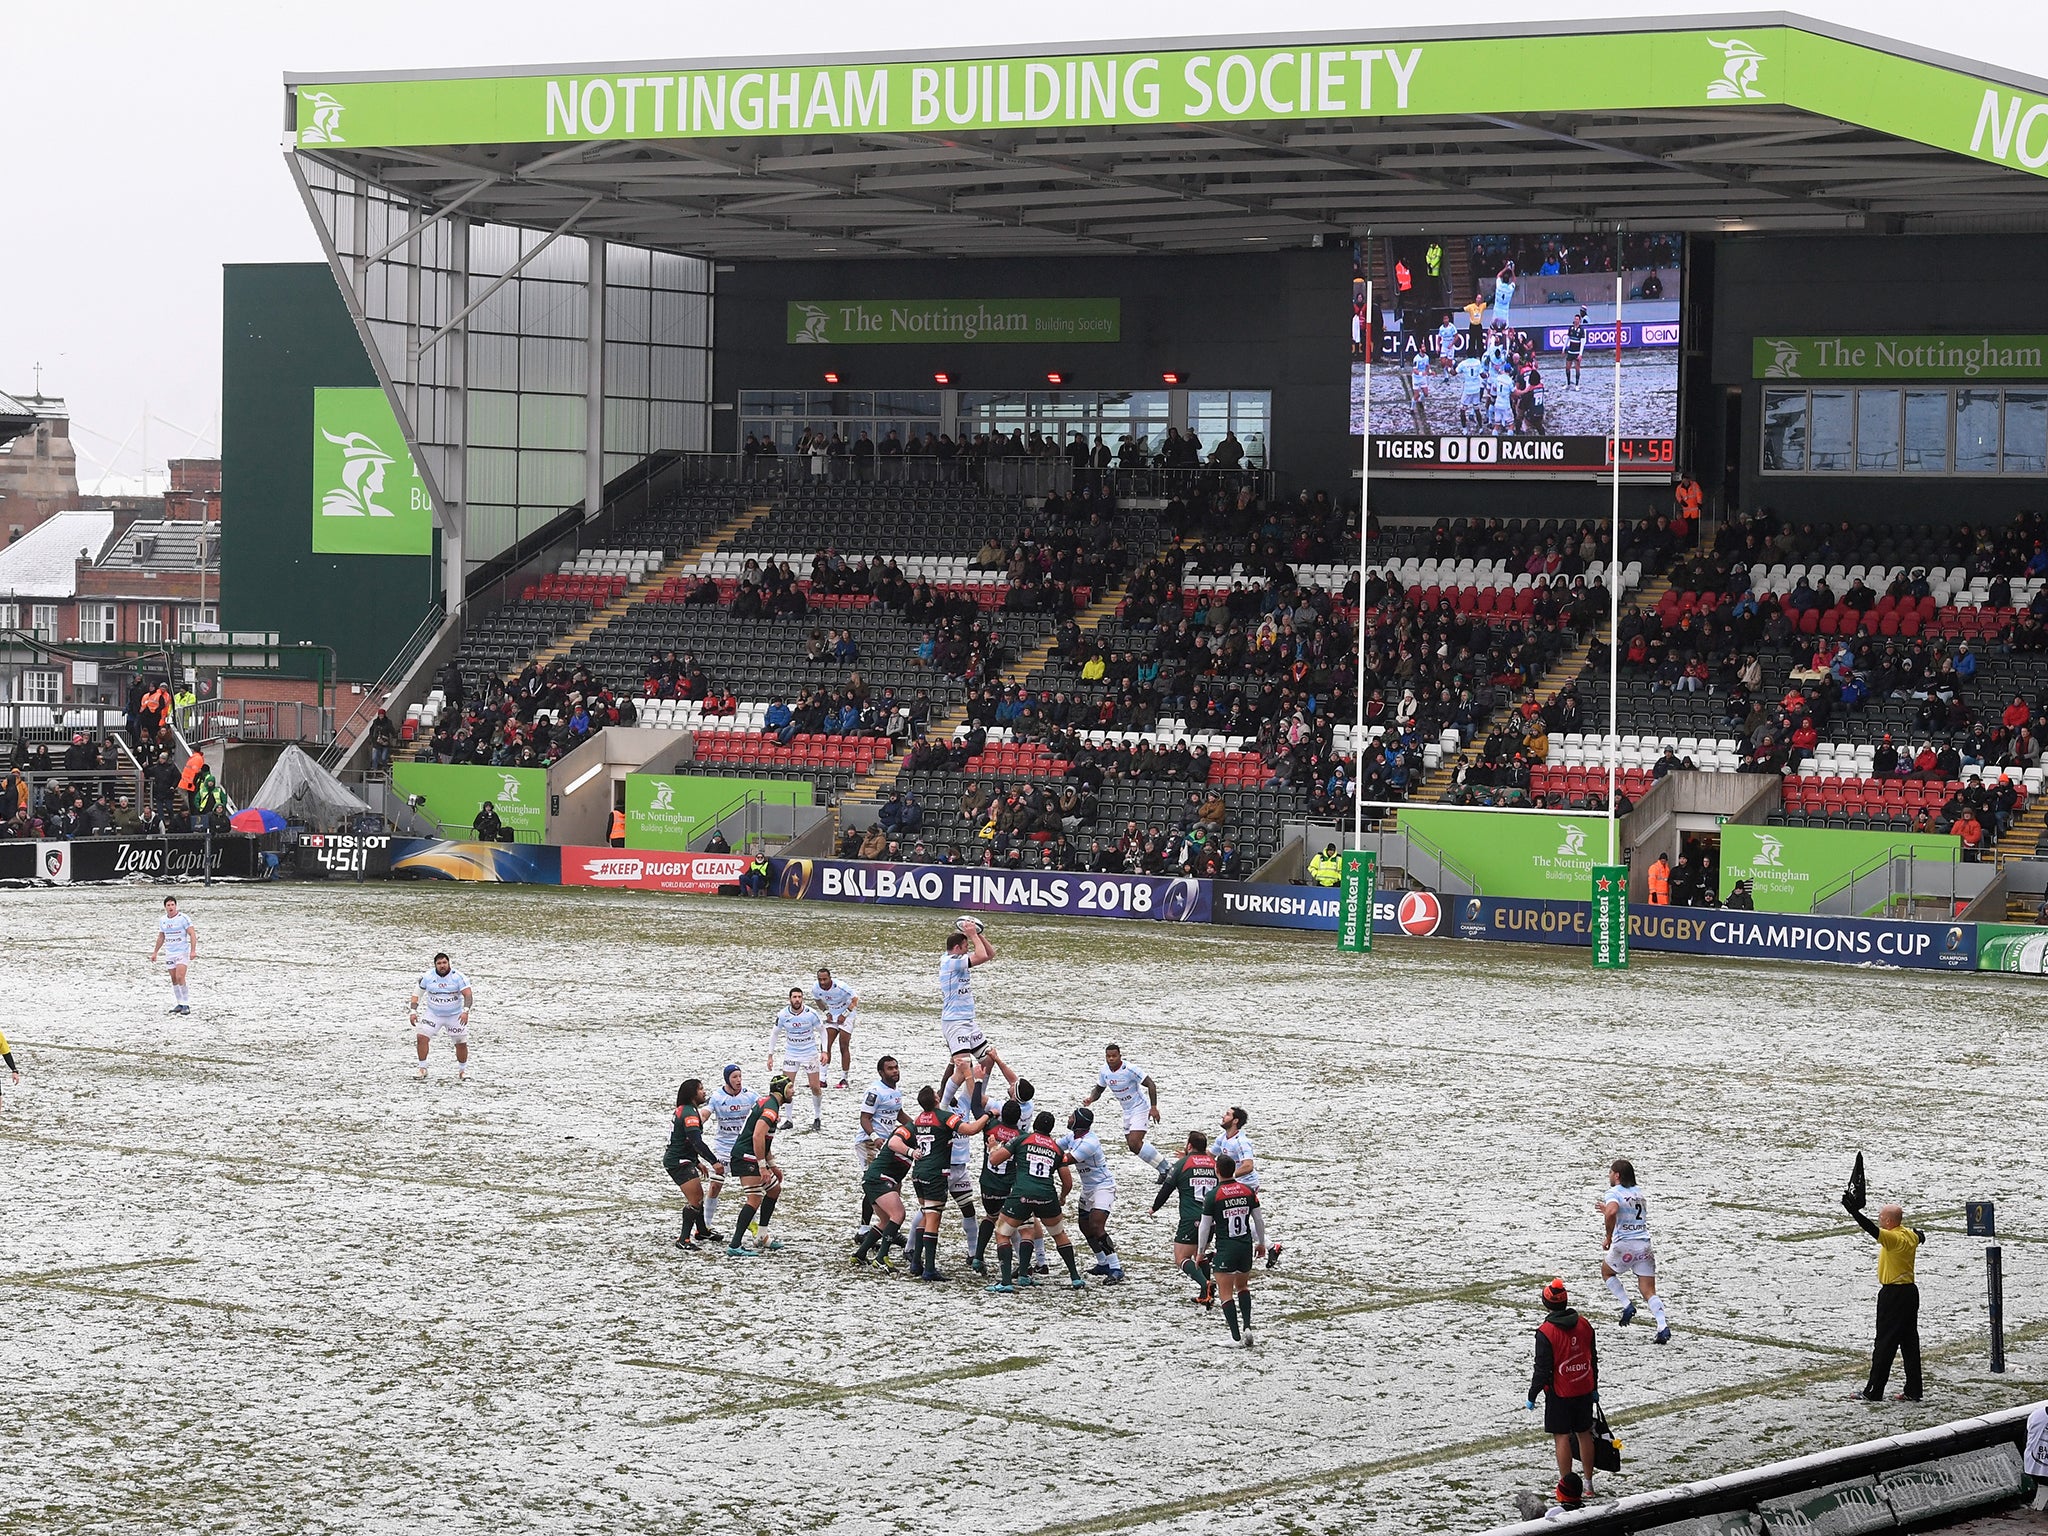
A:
[3,881,2038,1533]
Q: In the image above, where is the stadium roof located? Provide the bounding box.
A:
[284,14,2048,258]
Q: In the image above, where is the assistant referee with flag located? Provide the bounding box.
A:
[1843,1183,1925,1402]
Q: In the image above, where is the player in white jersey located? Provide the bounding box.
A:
[1214,1104,1282,1268]
[1082,1043,1163,1170]
[854,1054,910,1249]
[1599,1158,1670,1343]
[1492,259,1517,327]
[1456,354,1487,428]
[408,951,474,1079]
[938,920,1007,1093]
[809,966,860,1088]
[1060,1108,1123,1283]
[767,986,827,1132]
[149,896,197,1014]
[1489,377,1516,432]
[703,1064,753,1230]
[1435,315,1461,373]
[1409,350,1432,414]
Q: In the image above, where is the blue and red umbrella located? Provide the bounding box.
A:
[229,808,287,834]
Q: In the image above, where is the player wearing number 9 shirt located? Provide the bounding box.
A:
[1199,1153,1267,1348]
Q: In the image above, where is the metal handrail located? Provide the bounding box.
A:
[323,604,445,770]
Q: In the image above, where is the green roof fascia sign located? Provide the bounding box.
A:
[1754,334,2048,381]
[290,27,2048,181]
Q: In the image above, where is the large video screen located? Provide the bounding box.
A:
[1349,233,1682,475]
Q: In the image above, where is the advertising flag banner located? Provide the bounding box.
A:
[1591,864,1629,969]
[1337,850,1376,952]
[310,387,432,555]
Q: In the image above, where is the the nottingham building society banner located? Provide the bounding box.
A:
[787,299,1118,345]
[310,387,432,556]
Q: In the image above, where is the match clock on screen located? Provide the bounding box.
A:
[1606,437,1677,466]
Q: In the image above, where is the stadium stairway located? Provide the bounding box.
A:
[399,500,777,764]
[1412,568,1677,803]
[526,502,776,669]
[833,582,1137,835]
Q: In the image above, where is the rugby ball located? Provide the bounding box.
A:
[956,916,985,936]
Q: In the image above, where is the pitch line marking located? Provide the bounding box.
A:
[0,1130,634,1204]
[627,1354,1048,1425]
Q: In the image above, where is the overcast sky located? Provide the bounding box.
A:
[4,1,2044,492]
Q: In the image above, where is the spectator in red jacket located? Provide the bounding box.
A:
[2003,695,2031,733]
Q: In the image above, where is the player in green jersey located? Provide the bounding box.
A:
[970,1098,1026,1275]
[908,1082,994,1282]
[852,1122,917,1268]
[1151,1129,1220,1304]
[663,1078,717,1250]
[726,1073,795,1257]
[1198,1152,1267,1347]
[985,1111,1086,1293]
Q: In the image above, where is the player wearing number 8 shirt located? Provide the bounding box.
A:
[984,1111,1087,1293]
[1199,1152,1267,1348]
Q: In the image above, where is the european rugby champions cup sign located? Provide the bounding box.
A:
[310,387,433,556]
[1336,850,1376,953]
[1590,865,1629,970]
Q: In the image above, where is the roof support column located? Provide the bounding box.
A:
[585,236,607,529]
[444,214,470,617]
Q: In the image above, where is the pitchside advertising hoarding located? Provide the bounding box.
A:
[310,387,433,556]
[390,763,548,841]
[787,298,1118,345]
[561,848,749,893]
[776,858,1211,922]
[624,773,810,851]
[1716,825,1957,913]
[290,27,2048,189]
[1452,894,1978,970]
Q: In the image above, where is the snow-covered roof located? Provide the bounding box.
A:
[0,509,117,599]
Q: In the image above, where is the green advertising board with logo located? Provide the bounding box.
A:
[788,299,1117,345]
[1754,335,2048,381]
[311,387,432,555]
[1397,808,1608,900]
[626,774,811,851]
[1975,923,2048,974]
[391,763,548,842]
[1717,825,1957,914]
[290,27,2048,182]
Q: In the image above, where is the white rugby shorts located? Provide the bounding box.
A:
[417,1012,467,1041]
[1117,1099,1151,1135]
[1079,1185,1115,1215]
[1605,1239,1656,1278]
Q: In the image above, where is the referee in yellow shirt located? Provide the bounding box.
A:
[1843,1194,1924,1401]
